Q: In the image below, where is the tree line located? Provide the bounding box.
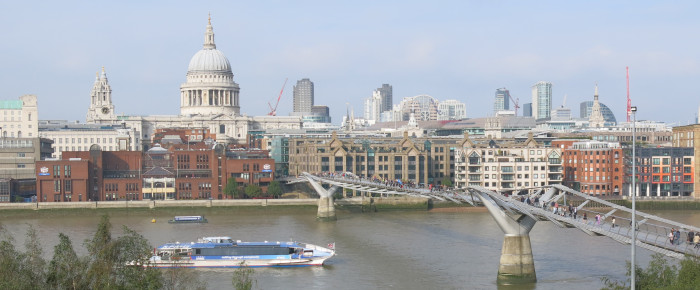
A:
[224,178,282,199]
[0,215,256,289]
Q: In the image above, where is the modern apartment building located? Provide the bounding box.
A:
[455,133,562,191]
[632,147,694,198]
[671,124,700,198]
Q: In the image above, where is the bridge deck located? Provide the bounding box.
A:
[303,172,700,259]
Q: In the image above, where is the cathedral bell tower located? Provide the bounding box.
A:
[87,67,117,123]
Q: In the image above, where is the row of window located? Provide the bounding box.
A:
[55,137,114,144]
[56,146,114,152]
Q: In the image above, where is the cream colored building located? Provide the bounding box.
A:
[454,133,563,192]
[38,120,137,158]
[0,95,38,138]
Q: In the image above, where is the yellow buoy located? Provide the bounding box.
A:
[151,218,156,223]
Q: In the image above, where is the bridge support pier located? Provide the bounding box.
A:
[475,191,537,285]
[306,176,338,221]
[498,235,536,285]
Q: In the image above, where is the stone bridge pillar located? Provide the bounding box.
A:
[475,192,537,285]
[306,177,338,221]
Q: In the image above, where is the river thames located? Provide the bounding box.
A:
[1,207,698,289]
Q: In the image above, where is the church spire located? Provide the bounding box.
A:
[594,83,599,100]
[203,14,216,49]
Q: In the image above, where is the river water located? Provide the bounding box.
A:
[1,207,698,290]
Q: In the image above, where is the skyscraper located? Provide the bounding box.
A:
[363,90,382,123]
[523,103,532,117]
[377,84,393,113]
[531,81,552,119]
[293,78,314,113]
[494,88,510,114]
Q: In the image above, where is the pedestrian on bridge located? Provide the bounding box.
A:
[611,216,616,228]
[669,229,675,244]
[595,214,601,226]
[689,231,695,244]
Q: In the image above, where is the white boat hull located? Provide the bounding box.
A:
[148,255,333,268]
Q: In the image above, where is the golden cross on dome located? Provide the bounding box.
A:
[208,13,211,25]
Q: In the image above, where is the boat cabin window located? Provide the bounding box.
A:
[195,249,201,255]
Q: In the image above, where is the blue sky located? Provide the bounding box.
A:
[1,1,699,125]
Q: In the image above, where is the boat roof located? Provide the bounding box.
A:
[157,239,302,250]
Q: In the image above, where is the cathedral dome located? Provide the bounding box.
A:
[187,49,231,73]
[186,16,232,74]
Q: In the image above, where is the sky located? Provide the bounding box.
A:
[1,1,699,125]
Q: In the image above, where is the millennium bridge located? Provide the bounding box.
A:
[288,172,700,285]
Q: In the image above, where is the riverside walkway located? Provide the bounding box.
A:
[303,172,700,259]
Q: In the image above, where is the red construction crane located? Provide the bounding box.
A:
[509,95,520,116]
[267,78,288,116]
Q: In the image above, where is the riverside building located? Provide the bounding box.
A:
[35,142,274,202]
[554,139,624,196]
[454,133,563,191]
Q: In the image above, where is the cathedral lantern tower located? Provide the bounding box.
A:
[180,15,240,116]
[87,67,117,123]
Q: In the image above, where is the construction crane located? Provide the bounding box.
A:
[509,94,520,116]
[267,78,288,116]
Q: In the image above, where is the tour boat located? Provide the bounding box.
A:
[168,216,208,224]
[148,236,335,268]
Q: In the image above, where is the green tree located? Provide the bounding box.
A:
[23,225,47,287]
[267,180,283,198]
[441,176,453,188]
[47,233,87,289]
[83,215,163,289]
[162,267,208,290]
[245,184,262,198]
[232,262,256,290]
[0,225,48,289]
[602,253,700,290]
[224,177,241,198]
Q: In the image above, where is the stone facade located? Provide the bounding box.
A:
[288,131,456,187]
[0,94,38,138]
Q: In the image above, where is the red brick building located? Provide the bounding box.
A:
[36,144,274,202]
[553,139,625,196]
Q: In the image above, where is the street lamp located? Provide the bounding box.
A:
[631,106,637,289]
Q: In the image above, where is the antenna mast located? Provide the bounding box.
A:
[626,67,631,122]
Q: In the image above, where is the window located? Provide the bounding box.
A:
[54,180,61,192]
[64,180,72,192]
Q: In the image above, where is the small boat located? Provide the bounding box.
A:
[168,216,208,224]
[147,236,335,268]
